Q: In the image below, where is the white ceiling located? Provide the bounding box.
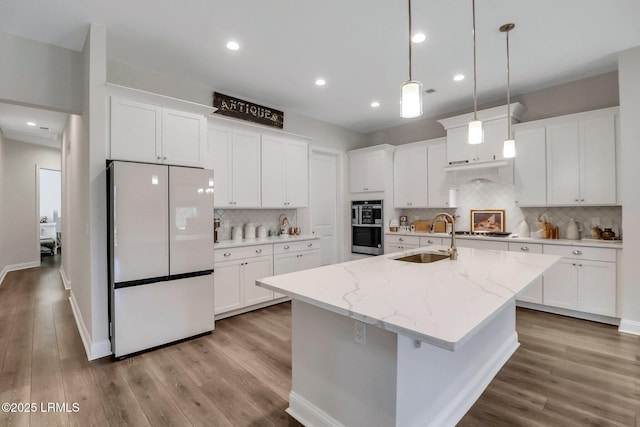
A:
[1,0,640,133]
[0,104,67,148]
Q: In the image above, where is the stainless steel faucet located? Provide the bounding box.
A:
[432,212,457,260]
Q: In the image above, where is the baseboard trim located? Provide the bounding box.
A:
[59,266,71,290]
[619,319,640,336]
[0,261,39,287]
[516,301,619,326]
[287,391,346,427]
[68,290,112,361]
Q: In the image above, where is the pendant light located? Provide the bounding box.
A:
[401,0,423,118]
[468,0,483,144]
[500,23,516,158]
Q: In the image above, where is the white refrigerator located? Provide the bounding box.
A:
[108,161,214,358]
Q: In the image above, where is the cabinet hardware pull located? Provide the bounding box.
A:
[224,252,231,257]
[572,263,577,266]
[163,156,167,160]
[307,243,313,247]
[156,156,161,160]
[580,199,585,202]
[572,250,582,255]
[428,240,434,244]
[521,246,529,251]
[574,198,579,202]
[284,245,290,249]
[399,238,404,242]
[256,249,262,253]
[578,263,583,267]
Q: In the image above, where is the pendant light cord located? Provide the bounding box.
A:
[472,0,478,120]
[506,28,511,138]
[408,0,413,81]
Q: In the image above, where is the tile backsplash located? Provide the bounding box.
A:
[215,208,297,240]
[400,179,622,239]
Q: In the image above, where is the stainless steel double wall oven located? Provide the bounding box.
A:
[351,200,383,255]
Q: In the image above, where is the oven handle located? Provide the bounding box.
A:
[352,224,383,228]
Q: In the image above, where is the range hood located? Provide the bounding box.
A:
[443,158,510,172]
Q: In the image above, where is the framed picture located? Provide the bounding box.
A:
[471,210,505,232]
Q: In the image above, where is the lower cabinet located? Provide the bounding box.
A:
[541,245,616,317]
[214,244,274,316]
[384,235,419,254]
[508,242,543,304]
[274,241,321,298]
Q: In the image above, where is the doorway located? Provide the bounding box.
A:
[310,147,343,265]
[38,168,61,258]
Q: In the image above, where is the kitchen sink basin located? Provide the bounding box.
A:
[393,252,450,264]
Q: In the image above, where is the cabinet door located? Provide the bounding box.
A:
[513,127,547,207]
[110,97,161,163]
[546,122,581,205]
[261,136,286,207]
[349,153,368,193]
[274,252,298,275]
[210,126,233,208]
[446,126,476,164]
[542,259,578,310]
[242,256,274,306]
[427,143,449,207]
[456,239,508,251]
[365,151,386,192]
[577,260,616,316]
[232,130,262,207]
[476,118,507,161]
[214,262,243,314]
[393,149,413,207]
[298,250,321,271]
[509,243,543,304]
[285,140,309,207]
[384,243,418,254]
[162,109,205,167]
[580,115,616,205]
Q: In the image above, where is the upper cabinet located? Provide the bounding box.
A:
[438,103,525,165]
[110,97,206,167]
[513,125,547,207]
[208,124,262,208]
[546,108,617,206]
[349,145,394,193]
[393,138,449,208]
[261,135,309,208]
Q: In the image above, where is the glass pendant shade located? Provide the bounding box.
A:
[401,80,423,118]
[503,139,516,158]
[468,119,484,145]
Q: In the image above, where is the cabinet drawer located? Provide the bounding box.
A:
[508,242,543,254]
[419,237,442,246]
[543,244,615,262]
[385,234,420,246]
[214,244,273,263]
[273,239,319,254]
[385,243,419,254]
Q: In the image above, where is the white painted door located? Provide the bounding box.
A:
[261,135,287,207]
[311,149,339,266]
[298,250,321,271]
[349,152,368,193]
[213,261,243,314]
[210,125,233,208]
[477,118,507,161]
[509,242,543,304]
[365,150,386,192]
[162,109,205,167]
[110,97,161,163]
[577,260,616,316]
[542,259,578,310]
[580,114,616,205]
[446,126,476,164]
[232,130,262,207]
[546,121,580,205]
[285,140,309,207]
[242,256,273,306]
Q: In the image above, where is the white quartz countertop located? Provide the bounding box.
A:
[215,234,318,249]
[257,246,561,351]
[386,231,623,249]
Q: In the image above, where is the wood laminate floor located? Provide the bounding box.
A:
[1,257,639,426]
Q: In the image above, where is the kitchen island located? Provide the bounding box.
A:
[257,245,561,427]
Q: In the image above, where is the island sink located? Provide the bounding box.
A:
[393,252,449,263]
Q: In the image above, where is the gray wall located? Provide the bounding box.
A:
[0,130,5,280]
[367,71,619,146]
[0,32,83,114]
[1,139,61,266]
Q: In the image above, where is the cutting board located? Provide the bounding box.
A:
[414,220,432,232]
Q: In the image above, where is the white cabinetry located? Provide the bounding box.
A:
[542,245,616,316]
[437,103,525,165]
[393,139,449,208]
[546,109,617,206]
[110,97,206,167]
[213,245,273,315]
[419,236,443,247]
[349,145,394,193]
[394,144,428,207]
[508,242,543,304]
[456,239,508,251]
[209,125,262,208]
[384,235,419,253]
[274,240,321,298]
[513,126,547,207]
[261,135,309,208]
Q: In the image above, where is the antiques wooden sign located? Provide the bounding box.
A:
[213,92,284,129]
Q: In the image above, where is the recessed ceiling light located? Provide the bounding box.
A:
[226,41,240,51]
[453,74,465,81]
[412,33,427,43]
[315,79,326,86]
[371,102,380,108]
[27,122,36,126]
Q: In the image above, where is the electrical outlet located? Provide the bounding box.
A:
[354,320,366,346]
